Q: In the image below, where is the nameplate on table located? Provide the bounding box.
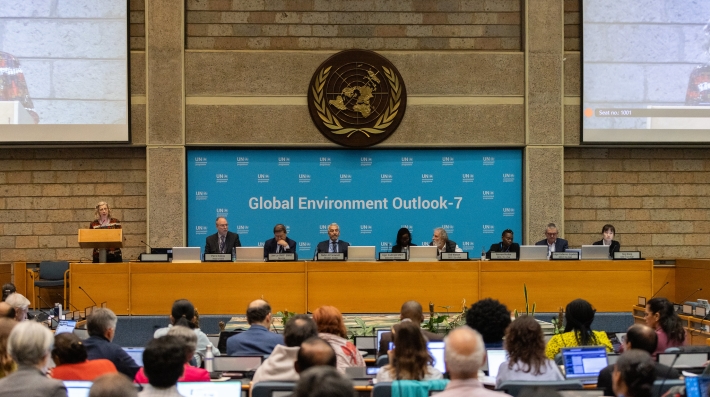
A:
[378,252,407,261]
[317,252,345,261]
[140,253,169,262]
[440,252,469,261]
[268,253,296,262]
[490,252,517,260]
[638,296,647,306]
[551,252,579,260]
[204,253,233,262]
[613,251,641,260]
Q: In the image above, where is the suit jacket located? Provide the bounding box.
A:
[205,231,241,254]
[592,239,620,256]
[263,237,297,258]
[226,325,284,356]
[83,335,140,379]
[535,238,568,253]
[596,361,679,396]
[430,240,458,253]
[316,240,349,256]
[378,328,444,357]
[486,242,521,259]
[0,365,67,397]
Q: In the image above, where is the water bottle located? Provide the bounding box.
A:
[402,246,408,260]
[232,247,236,262]
[481,249,486,261]
[205,343,214,372]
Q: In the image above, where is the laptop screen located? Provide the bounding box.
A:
[427,341,446,373]
[56,320,77,335]
[561,346,608,380]
[658,352,709,368]
[212,356,263,372]
[122,347,144,366]
[486,349,508,378]
[64,381,92,397]
[685,376,710,397]
[177,382,244,397]
[376,329,389,354]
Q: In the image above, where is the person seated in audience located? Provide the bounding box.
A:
[486,229,521,259]
[295,337,337,374]
[154,299,219,359]
[391,227,416,254]
[1,284,15,302]
[437,326,511,397]
[50,333,117,381]
[644,297,686,356]
[545,299,613,360]
[597,324,679,396]
[252,314,318,383]
[0,318,17,379]
[227,299,283,356]
[0,321,67,397]
[465,298,511,349]
[535,223,568,258]
[294,366,355,397]
[139,335,185,397]
[4,293,30,322]
[592,224,620,256]
[0,302,15,320]
[495,315,563,388]
[376,321,443,382]
[312,305,365,373]
[378,300,443,357]
[89,373,138,397]
[136,324,209,383]
[611,350,655,397]
[83,308,140,379]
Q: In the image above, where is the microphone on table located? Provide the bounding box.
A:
[79,286,98,306]
[55,292,80,311]
[36,295,59,329]
[140,240,153,253]
[677,288,703,306]
[650,282,670,299]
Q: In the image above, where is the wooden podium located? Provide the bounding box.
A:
[78,229,123,263]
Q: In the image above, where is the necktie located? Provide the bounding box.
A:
[219,236,225,253]
[330,241,336,253]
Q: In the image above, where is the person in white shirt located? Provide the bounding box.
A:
[430,228,463,254]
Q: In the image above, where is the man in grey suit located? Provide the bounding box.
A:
[315,223,349,257]
[205,216,241,254]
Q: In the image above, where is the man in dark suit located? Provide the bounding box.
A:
[315,223,349,257]
[227,299,284,356]
[83,308,140,379]
[596,324,679,396]
[263,223,297,259]
[486,229,521,259]
[377,301,443,357]
[535,222,568,258]
[205,216,241,254]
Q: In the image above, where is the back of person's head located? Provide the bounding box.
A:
[0,318,17,374]
[89,373,138,397]
[390,321,432,380]
[143,335,185,388]
[8,320,53,366]
[246,299,271,325]
[87,308,117,337]
[465,298,511,344]
[614,350,655,397]
[444,326,485,379]
[647,297,685,344]
[296,337,337,373]
[564,299,597,346]
[52,332,88,365]
[312,306,347,338]
[400,301,424,324]
[504,315,547,375]
[0,302,15,319]
[294,366,355,397]
[170,299,196,329]
[5,293,29,311]
[167,324,198,361]
[1,283,16,302]
[625,324,658,355]
[284,314,318,348]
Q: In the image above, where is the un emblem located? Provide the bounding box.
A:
[308,50,407,148]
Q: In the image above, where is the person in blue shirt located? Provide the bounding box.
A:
[226,299,283,356]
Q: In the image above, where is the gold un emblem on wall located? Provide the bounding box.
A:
[307,50,407,148]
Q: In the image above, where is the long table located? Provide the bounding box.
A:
[65,260,654,315]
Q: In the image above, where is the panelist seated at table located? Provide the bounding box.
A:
[429,227,462,254]
[205,216,241,254]
[315,223,349,257]
[534,222,568,258]
[391,227,417,253]
[486,229,520,259]
[592,223,620,256]
[263,223,297,259]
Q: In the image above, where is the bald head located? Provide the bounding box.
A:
[0,302,15,319]
[246,299,272,326]
[625,324,658,354]
[444,326,485,379]
[400,301,424,324]
[296,337,337,373]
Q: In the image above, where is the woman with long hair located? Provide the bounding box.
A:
[496,315,563,388]
[376,321,443,382]
[312,305,364,373]
[545,299,613,360]
[153,299,218,360]
[645,297,685,356]
[391,228,416,254]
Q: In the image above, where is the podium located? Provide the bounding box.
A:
[78,229,123,263]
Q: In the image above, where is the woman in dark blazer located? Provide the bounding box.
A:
[592,224,620,256]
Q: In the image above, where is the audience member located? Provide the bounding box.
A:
[139,335,185,397]
[154,299,219,359]
[295,336,337,373]
[83,308,140,379]
[377,321,443,382]
[89,373,138,397]
[465,298,511,348]
[252,314,318,383]
[0,318,17,379]
[312,305,365,373]
[645,297,686,356]
[50,333,117,381]
[5,293,30,322]
[535,223,568,258]
[496,315,563,388]
[545,299,612,360]
[136,325,209,383]
[597,324,679,396]
[1,284,15,302]
[437,326,511,397]
[227,299,283,356]
[0,302,14,320]
[592,224,620,256]
[378,300,443,356]
[612,350,655,397]
[0,321,67,397]
[294,366,355,397]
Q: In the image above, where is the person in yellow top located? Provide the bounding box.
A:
[545,299,613,360]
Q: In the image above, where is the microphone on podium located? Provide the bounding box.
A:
[79,286,98,306]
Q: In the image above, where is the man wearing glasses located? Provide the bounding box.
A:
[535,222,568,259]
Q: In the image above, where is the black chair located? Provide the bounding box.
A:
[497,380,584,397]
[251,381,296,397]
[217,330,243,354]
[376,354,389,367]
[32,261,70,310]
[652,379,684,396]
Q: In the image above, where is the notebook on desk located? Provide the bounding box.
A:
[561,346,608,384]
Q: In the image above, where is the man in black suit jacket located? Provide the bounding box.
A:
[378,301,443,357]
[263,223,297,259]
[535,222,568,258]
[83,308,140,379]
[487,229,521,259]
[205,216,241,254]
[596,324,679,396]
[315,223,349,257]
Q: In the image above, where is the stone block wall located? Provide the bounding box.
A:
[131,0,146,50]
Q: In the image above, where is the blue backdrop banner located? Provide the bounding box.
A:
[187,149,522,257]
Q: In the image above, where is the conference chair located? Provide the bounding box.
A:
[251,381,296,397]
[373,380,448,397]
[31,261,70,310]
[652,379,684,396]
[497,380,584,397]
[376,354,389,367]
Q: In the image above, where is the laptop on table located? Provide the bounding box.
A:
[581,245,611,260]
[409,246,438,261]
[561,346,609,385]
[347,246,376,261]
[171,247,201,263]
[235,247,263,262]
[519,245,548,260]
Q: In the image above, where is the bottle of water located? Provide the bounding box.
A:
[205,343,214,372]
[481,249,486,261]
[402,246,408,260]
[232,247,236,262]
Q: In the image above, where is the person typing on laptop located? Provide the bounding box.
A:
[204,216,241,254]
[535,223,568,259]
[263,224,297,259]
[315,223,349,257]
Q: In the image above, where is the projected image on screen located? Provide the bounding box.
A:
[582,0,710,143]
[0,1,129,143]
